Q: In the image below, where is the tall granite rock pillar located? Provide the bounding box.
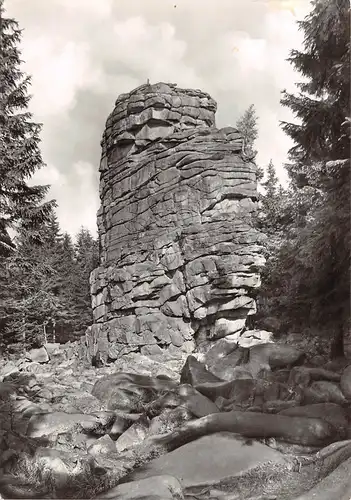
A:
[87,82,265,362]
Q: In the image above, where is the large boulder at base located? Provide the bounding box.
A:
[0,361,19,380]
[205,345,251,381]
[148,406,194,437]
[180,355,223,386]
[194,377,293,409]
[128,433,288,491]
[115,415,150,452]
[150,383,220,418]
[302,381,347,405]
[190,379,239,402]
[340,364,351,400]
[50,392,103,414]
[26,412,100,438]
[26,346,49,364]
[237,329,274,348]
[112,352,183,382]
[248,343,304,375]
[176,384,220,417]
[288,366,341,387]
[92,372,177,412]
[108,413,139,440]
[148,410,337,448]
[44,343,61,357]
[279,403,349,440]
[87,435,117,457]
[293,456,351,500]
[97,474,184,499]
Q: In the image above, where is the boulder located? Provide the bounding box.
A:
[288,366,341,387]
[148,410,337,449]
[261,399,300,413]
[180,356,223,386]
[115,415,150,452]
[303,381,347,405]
[238,329,274,348]
[128,433,288,492]
[26,347,49,364]
[149,406,194,437]
[97,474,184,499]
[248,343,304,374]
[35,451,70,491]
[0,361,19,380]
[176,384,220,417]
[209,318,246,340]
[191,379,238,402]
[280,403,349,440]
[112,353,182,382]
[340,364,351,400]
[87,435,116,456]
[293,456,351,500]
[92,372,177,412]
[50,392,103,414]
[44,343,61,357]
[108,413,139,440]
[205,347,252,381]
[26,412,99,438]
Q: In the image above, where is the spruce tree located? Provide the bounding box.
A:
[236,104,259,158]
[281,0,350,184]
[262,0,350,351]
[259,160,282,235]
[2,218,60,347]
[71,227,98,339]
[0,1,55,256]
[262,160,279,199]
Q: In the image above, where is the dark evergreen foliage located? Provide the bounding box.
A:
[236,104,259,159]
[260,0,350,351]
[0,1,55,255]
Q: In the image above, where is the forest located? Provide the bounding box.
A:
[0,0,350,357]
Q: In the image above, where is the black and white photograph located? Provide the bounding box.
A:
[0,0,350,498]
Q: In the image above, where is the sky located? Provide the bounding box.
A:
[5,0,312,237]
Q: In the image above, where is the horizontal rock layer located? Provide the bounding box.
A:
[88,82,264,361]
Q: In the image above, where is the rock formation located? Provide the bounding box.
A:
[87,82,264,362]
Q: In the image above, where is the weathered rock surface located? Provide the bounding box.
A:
[26,346,49,364]
[97,474,184,499]
[128,433,289,490]
[340,364,351,399]
[86,82,264,361]
[293,456,351,500]
[1,342,351,499]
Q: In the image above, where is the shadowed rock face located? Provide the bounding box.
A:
[87,82,264,361]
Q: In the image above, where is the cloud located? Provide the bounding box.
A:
[5,0,311,236]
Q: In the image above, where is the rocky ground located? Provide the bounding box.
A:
[0,332,351,500]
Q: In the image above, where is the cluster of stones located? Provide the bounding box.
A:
[87,82,264,362]
[1,342,351,499]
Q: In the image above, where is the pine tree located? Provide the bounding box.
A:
[236,104,258,158]
[0,1,55,256]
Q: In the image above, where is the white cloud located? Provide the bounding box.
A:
[21,39,101,116]
[5,0,312,237]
